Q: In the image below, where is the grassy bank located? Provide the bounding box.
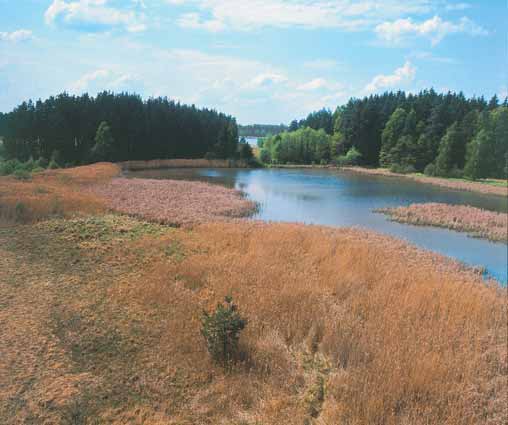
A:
[376,203,508,243]
[120,158,250,171]
[0,164,506,424]
[344,166,507,197]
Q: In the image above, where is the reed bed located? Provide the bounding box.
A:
[93,177,256,226]
[345,166,507,197]
[377,202,507,242]
[1,216,505,424]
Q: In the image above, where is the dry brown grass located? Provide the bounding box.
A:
[1,215,505,424]
[377,203,508,242]
[0,163,120,223]
[0,163,506,424]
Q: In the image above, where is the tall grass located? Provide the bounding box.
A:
[113,221,506,424]
[0,163,119,223]
[377,203,508,242]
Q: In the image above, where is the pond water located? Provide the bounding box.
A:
[126,167,508,284]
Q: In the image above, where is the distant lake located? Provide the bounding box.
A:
[125,167,508,284]
[243,136,260,146]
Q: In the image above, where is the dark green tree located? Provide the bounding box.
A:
[464,129,495,180]
[380,108,407,167]
[91,121,115,162]
[201,296,247,370]
[434,122,463,176]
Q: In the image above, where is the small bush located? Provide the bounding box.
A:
[48,159,59,169]
[37,157,49,168]
[201,295,247,369]
[424,163,436,177]
[0,159,21,176]
[24,158,36,171]
[14,202,27,222]
[32,166,45,174]
[259,148,271,164]
[389,164,416,174]
[334,147,362,167]
[448,167,464,179]
[13,168,32,180]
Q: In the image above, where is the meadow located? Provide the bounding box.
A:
[0,164,506,424]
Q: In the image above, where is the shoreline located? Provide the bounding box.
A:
[119,158,252,171]
[116,159,506,198]
[343,166,507,197]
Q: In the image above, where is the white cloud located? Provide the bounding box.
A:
[69,68,141,93]
[364,61,416,93]
[45,0,146,33]
[248,72,288,88]
[0,30,33,42]
[297,78,343,92]
[171,0,434,32]
[375,15,487,46]
[298,78,328,91]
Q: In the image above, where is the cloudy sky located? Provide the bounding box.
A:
[0,0,506,123]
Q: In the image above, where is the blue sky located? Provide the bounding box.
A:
[0,0,506,124]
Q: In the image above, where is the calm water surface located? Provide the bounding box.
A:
[126,168,508,284]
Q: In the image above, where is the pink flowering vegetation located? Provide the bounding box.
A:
[377,202,507,243]
[93,177,257,226]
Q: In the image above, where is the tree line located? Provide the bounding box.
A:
[238,124,287,138]
[261,90,508,179]
[0,92,239,165]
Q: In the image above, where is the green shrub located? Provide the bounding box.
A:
[37,157,49,168]
[32,166,45,174]
[24,158,36,171]
[448,167,464,179]
[423,163,435,177]
[48,159,59,169]
[50,150,62,165]
[0,159,20,176]
[14,202,27,222]
[259,148,271,164]
[389,164,416,174]
[201,296,247,369]
[335,147,362,167]
[13,168,31,180]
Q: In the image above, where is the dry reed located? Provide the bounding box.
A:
[0,163,120,223]
[377,202,508,242]
[92,177,256,226]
